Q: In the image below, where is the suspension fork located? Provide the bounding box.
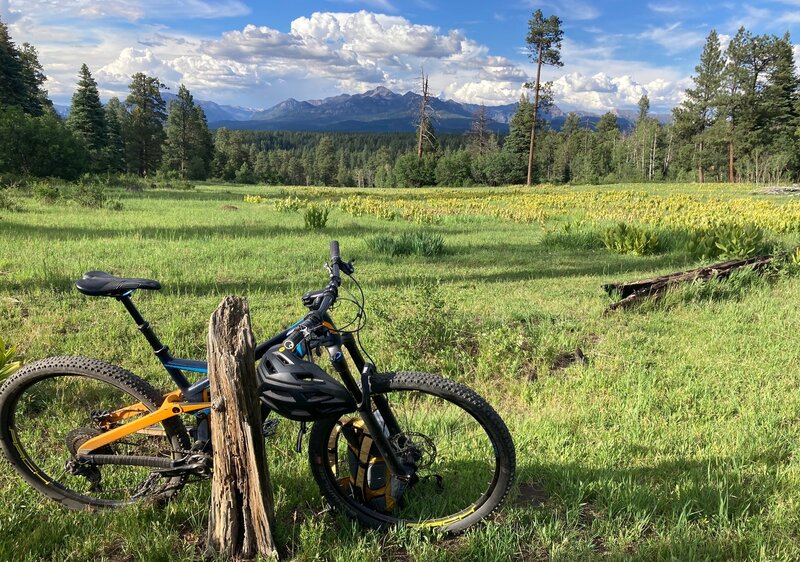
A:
[339,332,402,436]
[327,340,410,478]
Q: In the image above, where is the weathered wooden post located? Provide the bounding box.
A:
[205,296,278,561]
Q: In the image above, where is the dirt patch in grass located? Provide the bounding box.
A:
[101,537,135,562]
[551,347,588,373]
[513,480,548,507]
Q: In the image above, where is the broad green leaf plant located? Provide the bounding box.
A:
[0,337,21,381]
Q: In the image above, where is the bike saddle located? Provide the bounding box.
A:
[75,271,161,297]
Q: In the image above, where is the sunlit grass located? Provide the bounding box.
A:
[2,183,800,560]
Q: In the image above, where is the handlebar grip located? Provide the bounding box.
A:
[330,240,340,262]
[282,329,306,351]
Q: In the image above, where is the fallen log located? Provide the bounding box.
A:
[603,254,778,314]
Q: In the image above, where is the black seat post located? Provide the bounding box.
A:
[116,293,192,390]
[117,294,169,357]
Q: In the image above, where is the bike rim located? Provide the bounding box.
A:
[6,373,180,506]
[324,389,502,527]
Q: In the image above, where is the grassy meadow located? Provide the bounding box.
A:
[3,182,800,561]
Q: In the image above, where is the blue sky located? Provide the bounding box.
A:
[2,0,798,112]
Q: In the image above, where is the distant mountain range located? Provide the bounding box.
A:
[54,87,672,134]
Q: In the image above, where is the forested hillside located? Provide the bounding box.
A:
[1,17,798,186]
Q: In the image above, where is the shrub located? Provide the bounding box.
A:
[72,183,108,209]
[0,190,19,212]
[32,180,61,203]
[244,194,267,204]
[713,223,767,260]
[393,152,437,187]
[471,151,524,186]
[274,196,304,212]
[435,150,473,186]
[303,204,330,229]
[372,281,472,375]
[601,223,660,256]
[687,223,768,260]
[367,231,445,257]
[71,182,123,210]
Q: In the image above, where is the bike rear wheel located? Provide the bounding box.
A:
[308,371,515,533]
[0,356,190,509]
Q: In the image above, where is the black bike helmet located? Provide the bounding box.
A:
[256,345,357,421]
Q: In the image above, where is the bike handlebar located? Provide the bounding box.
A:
[282,240,345,351]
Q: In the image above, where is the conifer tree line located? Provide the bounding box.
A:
[1,15,799,186]
[0,18,213,180]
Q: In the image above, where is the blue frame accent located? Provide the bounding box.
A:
[156,320,303,405]
[162,359,208,374]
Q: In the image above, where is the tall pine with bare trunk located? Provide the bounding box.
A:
[524,9,563,186]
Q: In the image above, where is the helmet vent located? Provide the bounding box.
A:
[275,352,293,366]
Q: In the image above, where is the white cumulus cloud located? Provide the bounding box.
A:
[552,71,689,112]
[8,6,695,113]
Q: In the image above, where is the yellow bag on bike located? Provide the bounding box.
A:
[328,415,404,513]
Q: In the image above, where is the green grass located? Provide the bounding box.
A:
[2,183,800,560]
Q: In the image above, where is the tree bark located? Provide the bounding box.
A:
[698,139,704,183]
[728,122,735,183]
[417,71,429,160]
[206,296,278,561]
[527,44,543,187]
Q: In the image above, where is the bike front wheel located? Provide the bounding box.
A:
[308,371,516,533]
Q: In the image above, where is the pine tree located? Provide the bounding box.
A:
[125,73,167,176]
[561,113,580,136]
[67,64,107,169]
[0,18,28,111]
[762,32,799,171]
[504,94,533,156]
[104,97,127,173]
[415,70,437,157]
[720,28,776,182]
[315,136,336,185]
[637,95,650,122]
[673,30,725,183]
[525,9,563,186]
[596,113,619,135]
[18,43,51,116]
[163,84,213,179]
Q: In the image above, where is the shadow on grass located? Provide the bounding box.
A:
[0,244,694,297]
[0,220,401,241]
[121,189,246,203]
[511,444,791,557]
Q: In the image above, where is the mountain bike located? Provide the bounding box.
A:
[0,241,515,533]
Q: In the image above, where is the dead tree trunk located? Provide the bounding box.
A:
[417,70,430,160]
[206,296,278,561]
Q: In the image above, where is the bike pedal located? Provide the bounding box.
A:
[262,418,280,438]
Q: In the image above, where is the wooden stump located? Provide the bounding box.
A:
[206,296,278,561]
